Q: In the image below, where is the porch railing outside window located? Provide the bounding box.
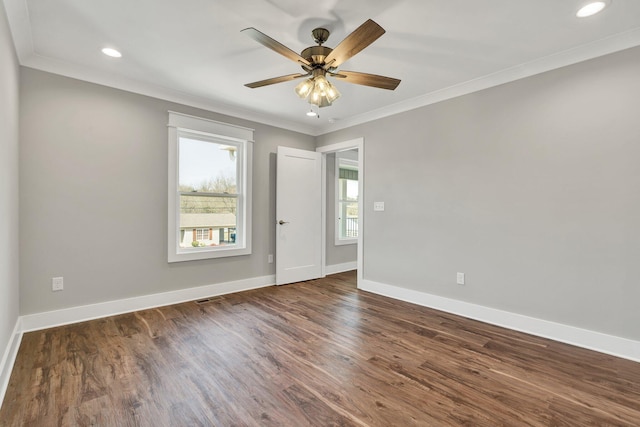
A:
[344,217,358,238]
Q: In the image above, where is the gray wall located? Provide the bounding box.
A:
[12,36,640,343]
[0,1,20,366]
[317,46,640,341]
[325,153,357,267]
[19,68,315,315]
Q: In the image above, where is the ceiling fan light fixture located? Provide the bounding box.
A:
[300,74,340,107]
[295,79,314,98]
[313,95,332,108]
[325,84,341,103]
[313,75,330,93]
[309,87,322,105]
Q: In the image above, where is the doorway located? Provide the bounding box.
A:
[316,138,364,287]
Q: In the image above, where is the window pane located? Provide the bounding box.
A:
[179,194,237,214]
[179,194,237,248]
[339,201,358,238]
[338,176,358,201]
[169,113,252,262]
[337,164,358,241]
[179,137,237,194]
[345,179,358,200]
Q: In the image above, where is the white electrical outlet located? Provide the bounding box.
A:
[456,272,465,285]
[268,254,274,264]
[52,276,64,291]
[373,201,385,211]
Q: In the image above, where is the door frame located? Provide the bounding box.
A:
[316,138,364,287]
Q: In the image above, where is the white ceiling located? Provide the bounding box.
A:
[4,0,640,135]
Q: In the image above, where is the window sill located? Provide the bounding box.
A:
[168,245,251,263]
[334,238,357,246]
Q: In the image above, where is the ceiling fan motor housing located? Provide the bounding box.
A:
[300,45,333,69]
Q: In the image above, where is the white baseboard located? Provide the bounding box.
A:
[0,317,23,406]
[20,275,275,333]
[325,261,357,275]
[360,279,640,363]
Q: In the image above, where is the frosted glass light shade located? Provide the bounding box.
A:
[296,74,340,107]
[325,84,341,103]
[295,79,314,98]
[313,75,329,93]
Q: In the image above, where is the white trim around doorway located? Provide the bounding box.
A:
[316,138,364,287]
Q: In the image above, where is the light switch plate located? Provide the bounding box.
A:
[373,202,385,212]
[456,272,465,285]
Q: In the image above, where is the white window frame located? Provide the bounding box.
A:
[168,111,253,262]
[335,156,358,246]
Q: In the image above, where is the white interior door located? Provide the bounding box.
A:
[276,146,322,285]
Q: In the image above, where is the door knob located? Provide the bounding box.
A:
[278,220,289,225]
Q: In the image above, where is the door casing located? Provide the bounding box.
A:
[316,138,364,287]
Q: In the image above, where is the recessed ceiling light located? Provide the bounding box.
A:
[306,109,317,117]
[101,47,122,58]
[576,1,608,18]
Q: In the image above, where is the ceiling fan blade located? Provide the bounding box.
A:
[245,73,309,89]
[323,19,386,69]
[242,27,311,67]
[331,70,401,90]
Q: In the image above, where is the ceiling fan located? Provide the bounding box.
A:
[242,19,401,108]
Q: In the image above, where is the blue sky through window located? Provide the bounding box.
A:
[179,137,236,190]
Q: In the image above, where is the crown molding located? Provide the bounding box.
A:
[2,0,32,61]
[4,0,317,134]
[315,27,640,136]
[5,0,640,137]
[22,53,318,135]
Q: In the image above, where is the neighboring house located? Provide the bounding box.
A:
[179,213,236,247]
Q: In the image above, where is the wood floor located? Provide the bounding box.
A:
[1,271,639,426]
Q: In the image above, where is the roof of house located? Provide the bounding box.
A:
[180,213,236,229]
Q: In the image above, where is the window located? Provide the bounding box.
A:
[168,112,253,262]
[195,228,210,242]
[335,156,358,245]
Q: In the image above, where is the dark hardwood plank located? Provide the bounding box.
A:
[1,270,639,426]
